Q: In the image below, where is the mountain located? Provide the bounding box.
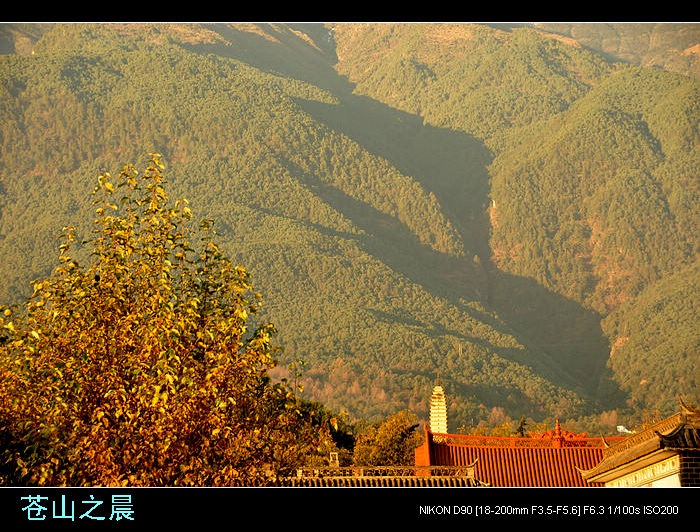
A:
[533,23,700,80]
[0,22,697,431]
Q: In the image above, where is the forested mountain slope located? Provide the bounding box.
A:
[0,23,696,431]
[533,23,700,80]
[331,23,698,423]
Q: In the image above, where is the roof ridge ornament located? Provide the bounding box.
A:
[678,395,698,416]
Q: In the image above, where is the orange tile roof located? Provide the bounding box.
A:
[430,441,605,486]
[416,424,626,487]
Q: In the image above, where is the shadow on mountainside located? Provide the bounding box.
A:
[187,23,628,413]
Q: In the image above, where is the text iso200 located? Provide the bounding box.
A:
[643,506,679,515]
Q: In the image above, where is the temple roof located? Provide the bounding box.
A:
[580,399,700,483]
[415,421,624,487]
[432,443,606,487]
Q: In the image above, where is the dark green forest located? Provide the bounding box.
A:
[0,22,697,435]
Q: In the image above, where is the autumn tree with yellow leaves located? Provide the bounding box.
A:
[0,155,331,486]
[352,410,422,467]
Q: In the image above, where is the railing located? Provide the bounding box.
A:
[292,465,475,479]
[430,433,623,448]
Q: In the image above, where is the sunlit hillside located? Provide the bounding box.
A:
[0,22,697,431]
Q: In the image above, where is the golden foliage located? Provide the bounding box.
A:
[352,410,422,466]
[0,155,326,486]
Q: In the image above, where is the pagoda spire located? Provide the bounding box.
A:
[429,381,448,434]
